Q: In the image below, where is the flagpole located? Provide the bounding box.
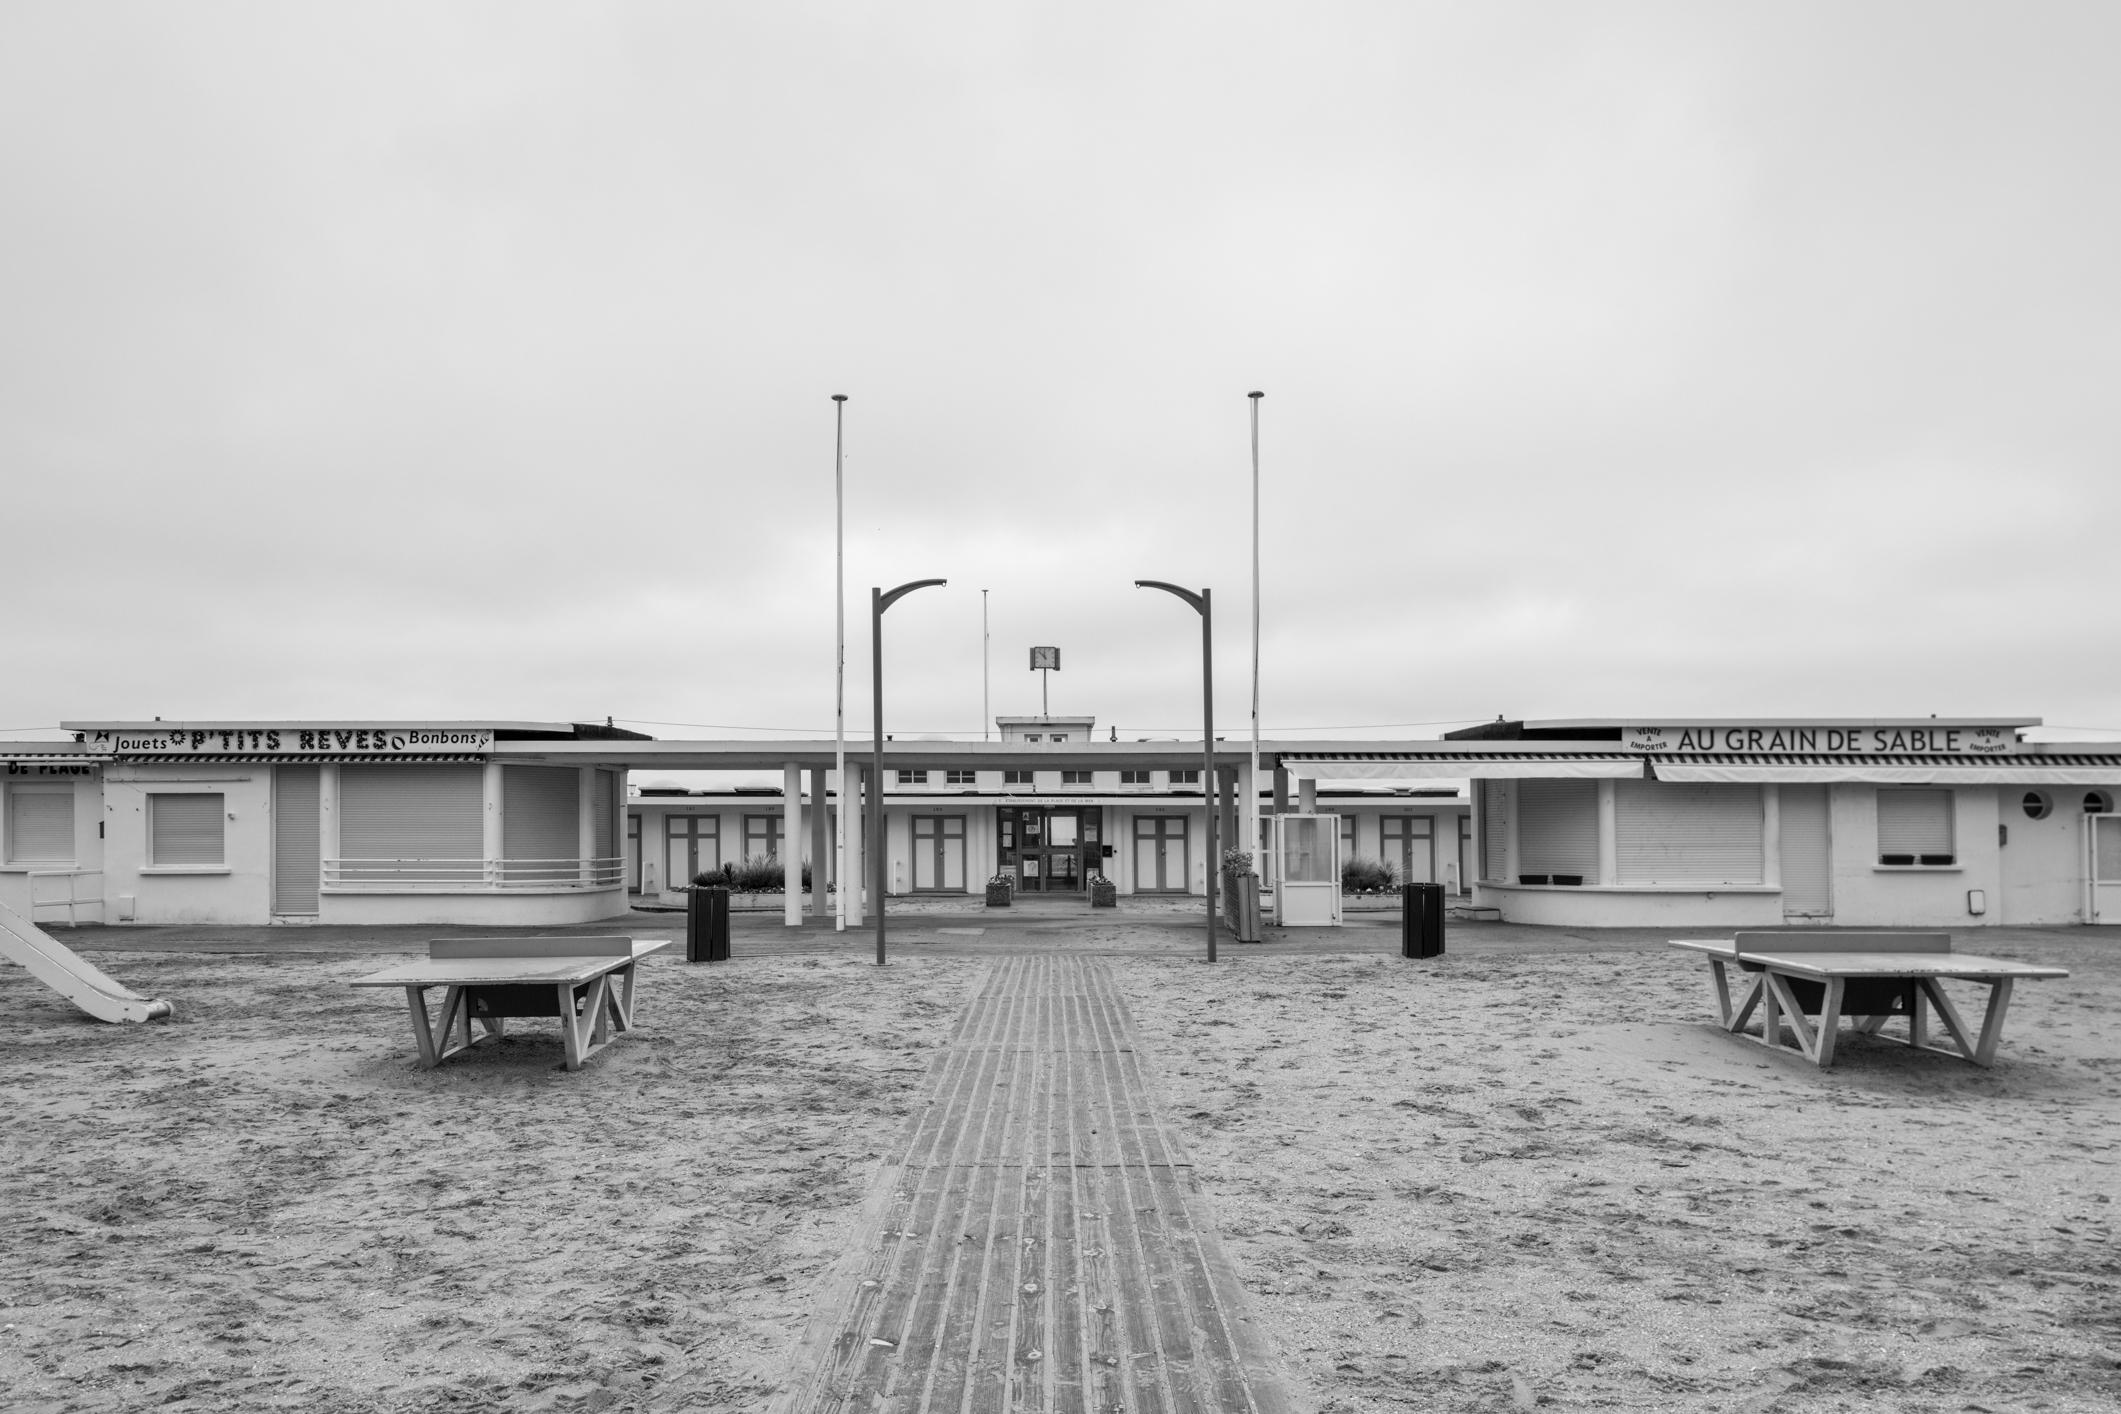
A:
[1248,391,1264,883]
[833,394,848,931]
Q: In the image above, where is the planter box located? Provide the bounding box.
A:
[985,885,1013,907]
[1090,881,1117,908]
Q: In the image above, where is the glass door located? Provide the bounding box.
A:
[1382,815,1434,884]
[912,816,967,891]
[1133,815,1188,892]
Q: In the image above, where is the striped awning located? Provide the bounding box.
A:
[111,754,489,766]
[1281,752,1645,781]
[1649,753,2121,785]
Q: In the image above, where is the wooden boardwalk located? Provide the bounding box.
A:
[774,955,1292,1414]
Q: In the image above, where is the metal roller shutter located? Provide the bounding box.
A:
[151,794,225,866]
[1480,780,1509,882]
[1516,780,1598,883]
[504,766,579,882]
[273,767,321,913]
[6,787,74,863]
[1876,789,1953,864]
[339,767,483,882]
[1615,781,1763,884]
[1778,784,1832,917]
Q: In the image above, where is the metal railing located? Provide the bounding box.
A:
[29,870,104,926]
[322,856,626,891]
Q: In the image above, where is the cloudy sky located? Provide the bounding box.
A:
[6,2,2118,753]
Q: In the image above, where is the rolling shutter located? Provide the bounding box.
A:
[1778,784,1832,917]
[6,787,74,863]
[504,766,580,882]
[151,794,225,866]
[1876,789,1953,864]
[1480,780,1509,882]
[339,766,484,882]
[272,767,321,913]
[1615,781,1763,884]
[1516,780,1598,883]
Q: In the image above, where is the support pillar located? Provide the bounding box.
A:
[1597,778,1619,886]
[1239,757,1258,872]
[848,766,867,926]
[1298,776,1317,813]
[482,763,504,889]
[783,763,802,926]
[1273,764,1289,815]
[1762,785,1782,891]
[810,767,830,917]
[1217,766,1239,873]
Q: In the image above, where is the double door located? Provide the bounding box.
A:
[1000,807,1099,892]
[1133,815,1189,892]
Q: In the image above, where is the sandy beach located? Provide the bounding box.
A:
[3,920,2117,1412]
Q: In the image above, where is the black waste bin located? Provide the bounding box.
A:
[1402,883,1445,959]
[687,885,731,963]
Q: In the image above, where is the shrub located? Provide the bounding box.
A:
[693,855,804,893]
[1341,855,1399,893]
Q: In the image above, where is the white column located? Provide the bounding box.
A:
[1298,775,1317,813]
[848,766,866,925]
[1238,758,1258,872]
[318,765,339,893]
[1597,778,1619,886]
[1762,785,1782,890]
[1504,780,1520,884]
[577,767,596,886]
[482,763,504,889]
[783,763,802,926]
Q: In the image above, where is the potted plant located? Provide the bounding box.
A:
[1221,847,1261,942]
[985,873,1015,907]
[1090,872,1117,908]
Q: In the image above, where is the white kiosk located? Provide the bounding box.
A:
[1272,813,1343,926]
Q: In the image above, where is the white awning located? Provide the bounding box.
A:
[1651,755,2121,786]
[1283,757,1645,781]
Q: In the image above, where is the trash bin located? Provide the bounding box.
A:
[687,885,731,963]
[1402,882,1445,959]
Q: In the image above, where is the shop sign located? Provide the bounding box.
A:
[1623,724,2015,755]
[5,760,99,776]
[81,726,494,755]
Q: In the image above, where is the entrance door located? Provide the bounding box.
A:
[2091,814,2121,922]
[666,816,718,889]
[912,816,967,891]
[1133,815,1188,892]
[272,766,320,916]
[1780,785,1833,918]
[627,814,641,891]
[1001,807,1095,892]
[1381,815,1434,885]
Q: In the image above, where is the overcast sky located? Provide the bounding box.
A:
[6,2,2119,755]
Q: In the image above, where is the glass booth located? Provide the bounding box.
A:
[1273,813,1343,926]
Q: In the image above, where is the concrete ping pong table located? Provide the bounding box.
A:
[353,936,670,1070]
[1671,931,2069,1069]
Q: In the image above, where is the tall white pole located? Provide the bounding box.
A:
[833,394,848,931]
[982,589,990,741]
[1248,391,1264,875]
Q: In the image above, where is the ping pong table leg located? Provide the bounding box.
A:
[404,985,441,1068]
[1909,984,1929,1051]
[559,982,586,1070]
[1918,978,1980,1062]
[1971,977,2015,1067]
[1814,976,1846,1068]
[588,973,613,1049]
[1764,972,1820,1063]
[1760,970,1780,1051]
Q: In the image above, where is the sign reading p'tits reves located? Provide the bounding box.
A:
[1623,724,2016,755]
[81,726,494,755]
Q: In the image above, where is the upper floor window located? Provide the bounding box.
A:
[1119,770,1152,785]
[1061,770,1093,785]
[1050,734,1069,743]
[1169,769,1200,786]
[896,770,928,785]
[1023,734,1041,743]
[944,769,975,786]
[1003,770,1034,786]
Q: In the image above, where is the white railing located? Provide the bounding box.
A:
[322,856,626,892]
[29,870,104,926]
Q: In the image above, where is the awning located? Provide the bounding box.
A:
[1281,754,1645,781]
[1650,753,2121,785]
[110,754,489,766]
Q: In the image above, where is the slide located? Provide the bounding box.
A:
[0,895,172,1023]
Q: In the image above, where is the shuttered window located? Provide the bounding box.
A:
[1480,780,1509,882]
[6,786,75,863]
[150,793,225,866]
[504,766,580,882]
[1615,781,1763,884]
[1877,789,1954,865]
[340,766,484,882]
[1516,780,1598,884]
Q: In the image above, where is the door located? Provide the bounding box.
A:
[1133,815,1188,892]
[912,816,967,891]
[272,766,321,915]
[1780,785,1833,918]
[1456,815,1472,894]
[627,814,642,892]
[1382,815,1435,885]
[2092,815,2121,922]
[666,816,717,888]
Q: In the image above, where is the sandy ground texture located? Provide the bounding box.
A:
[0,947,975,1413]
[1119,930,2121,1414]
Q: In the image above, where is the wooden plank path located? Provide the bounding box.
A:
[772,955,1292,1414]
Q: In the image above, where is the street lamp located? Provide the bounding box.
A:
[873,578,947,965]
[1135,580,1217,962]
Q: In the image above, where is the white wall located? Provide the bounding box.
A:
[101,768,273,925]
[1997,786,2099,924]
[1826,785,2001,928]
[0,771,106,922]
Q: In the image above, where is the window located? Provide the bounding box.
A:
[1613,781,1763,884]
[503,765,579,882]
[150,793,225,867]
[744,814,784,860]
[1003,770,1034,786]
[896,769,928,785]
[1169,769,1200,786]
[1061,770,1093,785]
[5,785,74,864]
[1050,734,1069,743]
[1024,734,1041,743]
[1877,788,1954,866]
[339,766,483,883]
[2085,790,2114,815]
[2022,791,2052,820]
[1516,780,1598,885]
[1120,769,1152,785]
[945,769,975,786]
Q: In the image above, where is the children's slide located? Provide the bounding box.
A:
[0,895,172,1023]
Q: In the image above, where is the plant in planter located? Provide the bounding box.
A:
[1089,872,1117,907]
[1341,855,1398,895]
[984,873,1015,907]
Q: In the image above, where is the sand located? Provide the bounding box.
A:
[3,926,2117,1413]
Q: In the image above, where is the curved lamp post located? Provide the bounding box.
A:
[1135,580,1217,962]
[873,578,947,965]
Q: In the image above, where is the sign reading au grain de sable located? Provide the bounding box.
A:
[83,727,494,755]
[1622,724,2015,755]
